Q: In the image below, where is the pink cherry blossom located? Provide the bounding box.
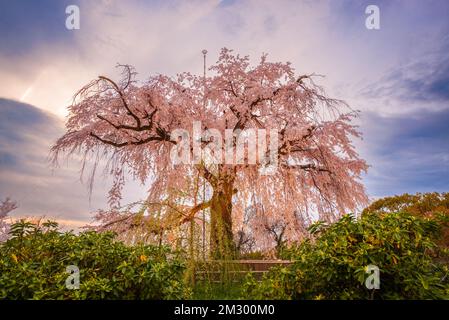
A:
[51,49,368,257]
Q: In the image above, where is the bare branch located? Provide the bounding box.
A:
[179,200,212,224]
[98,75,141,127]
[89,132,170,147]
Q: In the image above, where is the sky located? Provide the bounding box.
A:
[0,0,448,228]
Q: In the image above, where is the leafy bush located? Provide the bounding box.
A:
[362,192,449,216]
[243,212,449,300]
[0,220,191,300]
[363,192,449,250]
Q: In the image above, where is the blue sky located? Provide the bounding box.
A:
[0,0,448,227]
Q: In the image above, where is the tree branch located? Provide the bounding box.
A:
[98,75,141,127]
[96,115,153,132]
[179,200,212,224]
[285,163,331,173]
[278,125,317,156]
[89,132,172,147]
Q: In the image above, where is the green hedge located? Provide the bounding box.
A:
[0,220,190,300]
[2,212,449,300]
[243,212,449,299]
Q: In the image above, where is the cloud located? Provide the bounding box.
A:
[1,0,448,119]
[1,0,449,224]
[0,98,146,227]
[0,0,379,116]
[359,41,449,105]
[0,0,77,56]
[358,109,449,198]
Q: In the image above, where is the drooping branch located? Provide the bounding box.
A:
[196,164,218,186]
[179,200,212,224]
[89,132,170,147]
[98,75,141,127]
[53,49,368,251]
[281,163,331,173]
[278,125,317,156]
[97,212,134,229]
[96,114,154,132]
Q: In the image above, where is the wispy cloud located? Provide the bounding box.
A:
[359,36,449,105]
[0,98,146,224]
[1,0,449,224]
[358,109,449,198]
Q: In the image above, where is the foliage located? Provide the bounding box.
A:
[243,212,449,300]
[362,192,449,216]
[0,220,191,300]
[363,192,449,250]
[193,281,245,300]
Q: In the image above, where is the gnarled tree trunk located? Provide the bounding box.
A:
[209,178,236,259]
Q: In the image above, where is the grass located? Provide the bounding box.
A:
[189,259,256,299]
[191,280,247,299]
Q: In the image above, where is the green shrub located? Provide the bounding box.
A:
[362,192,449,250]
[0,220,191,300]
[243,212,449,300]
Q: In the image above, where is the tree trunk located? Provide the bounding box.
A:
[209,180,236,259]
